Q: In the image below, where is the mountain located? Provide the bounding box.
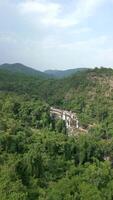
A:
[48,67,113,127]
[1,65,113,129]
[0,63,89,79]
[1,66,113,199]
[0,63,47,77]
[0,69,113,200]
[44,68,89,78]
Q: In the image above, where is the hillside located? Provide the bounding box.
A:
[44,68,89,78]
[1,66,113,128]
[1,66,113,199]
[48,67,113,128]
[0,63,47,77]
[0,63,88,79]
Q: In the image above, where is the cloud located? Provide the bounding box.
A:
[18,0,105,28]
[19,0,61,15]
[38,35,113,69]
[0,0,113,69]
[0,33,17,44]
[74,0,105,22]
[0,31,113,69]
[19,0,62,27]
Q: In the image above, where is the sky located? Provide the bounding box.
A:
[0,0,113,70]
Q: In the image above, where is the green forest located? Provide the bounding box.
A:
[1,66,113,199]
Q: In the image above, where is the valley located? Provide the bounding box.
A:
[1,64,113,199]
[1,0,113,199]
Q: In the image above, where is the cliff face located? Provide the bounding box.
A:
[50,107,79,133]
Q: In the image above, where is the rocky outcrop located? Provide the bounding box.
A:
[50,107,79,132]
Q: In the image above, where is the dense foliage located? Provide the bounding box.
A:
[1,67,113,199]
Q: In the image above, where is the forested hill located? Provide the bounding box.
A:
[1,66,113,199]
[0,63,88,78]
[44,68,88,78]
[49,67,113,127]
[1,66,113,128]
[0,63,47,77]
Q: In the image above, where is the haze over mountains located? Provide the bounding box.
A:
[44,68,89,78]
[1,0,113,198]
[0,63,89,78]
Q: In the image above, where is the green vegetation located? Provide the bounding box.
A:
[44,68,88,78]
[0,63,47,77]
[1,66,113,199]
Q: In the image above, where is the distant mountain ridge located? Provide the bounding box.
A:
[0,63,89,78]
[44,68,89,78]
[0,63,46,77]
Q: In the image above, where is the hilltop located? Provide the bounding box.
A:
[0,63,47,77]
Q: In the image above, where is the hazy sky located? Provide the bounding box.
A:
[0,0,113,70]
